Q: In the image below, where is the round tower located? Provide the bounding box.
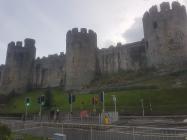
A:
[24,38,36,61]
[3,38,36,93]
[143,1,187,70]
[6,41,16,66]
[65,28,97,90]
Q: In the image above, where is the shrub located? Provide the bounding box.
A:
[0,123,11,140]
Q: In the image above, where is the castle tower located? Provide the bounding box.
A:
[3,38,36,93]
[143,1,187,70]
[65,28,97,90]
[0,65,5,88]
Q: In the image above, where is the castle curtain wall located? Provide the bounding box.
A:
[1,2,187,93]
[33,53,65,88]
[98,41,146,74]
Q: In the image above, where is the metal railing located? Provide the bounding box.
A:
[1,120,187,140]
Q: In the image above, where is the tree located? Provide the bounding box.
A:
[0,123,11,140]
[44,87,53,110]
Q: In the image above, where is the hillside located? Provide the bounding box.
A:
[1,70,187,115]
[89,69,187,89]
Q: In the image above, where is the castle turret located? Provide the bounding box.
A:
[65,28,97,90]
[24,38,36,62]
[0,65,5,88]
[2,38,36,93]
[143,1,187,70]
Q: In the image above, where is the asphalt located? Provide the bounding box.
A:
[1,116,187,140]
[15,126,186,140]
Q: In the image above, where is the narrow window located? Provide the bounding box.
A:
[146,41,149,47]
[153,21,158,29]
[72,57,75,64]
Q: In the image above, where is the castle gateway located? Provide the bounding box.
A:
[0,1,187,94]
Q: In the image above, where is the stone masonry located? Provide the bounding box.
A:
[143,2,187,70]
[0,39,36,94]
[65,28,97,90]
[0,1,187,94]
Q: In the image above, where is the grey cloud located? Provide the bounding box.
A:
[0,41,7,64]
[0,0,185,64]
[184,0,187,6]
[122,17,144,43]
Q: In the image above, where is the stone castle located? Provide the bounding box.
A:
[0,1,187,94]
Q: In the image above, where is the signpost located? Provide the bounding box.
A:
[100,91,105,113]
[68,94,76,119]
[69,94,73,113]
[38,95,45,119]
[112,95,117,113]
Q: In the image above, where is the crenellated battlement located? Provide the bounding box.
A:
[0,64,5,68]
[8,41,23,48]
[1,1,187,94]
[149,5,158,16]
[8,41,15,48]
[6,38,36,66]
[143,1,187,69]
[66,28,97,41]
[16,41,22,47]
[143,1,186,20]
[66,28,97,51]
[36,52,65,61]
[7,38,36,51]
[160,2,170,12]
[24,38,35,48]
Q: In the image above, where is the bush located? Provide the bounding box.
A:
[0,123,11,140]
[44,87,53,110]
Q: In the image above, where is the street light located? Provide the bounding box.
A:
[140,99,145,117]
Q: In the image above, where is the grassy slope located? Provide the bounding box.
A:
[2,88,187,115]
[12,134,44,140]
[1,70,187,115]
[90,70,187,88]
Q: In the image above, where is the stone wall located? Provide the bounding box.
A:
[98,41,146,74]
[1,39,36,93]
[32,53,65,88]
[0,65,5,87]
[143,1,187,71]
[0,1,187,94]
[65,28,97,90]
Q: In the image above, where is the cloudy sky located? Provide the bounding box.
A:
[0,0,186,64]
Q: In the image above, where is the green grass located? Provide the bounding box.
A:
[1,70,187,115]
[12,134,44,140]
[91,69,187,89]
[2,87,187,115]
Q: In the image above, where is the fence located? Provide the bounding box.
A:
[1,120,187,140]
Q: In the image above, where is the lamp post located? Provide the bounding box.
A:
[140,99,145,117]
